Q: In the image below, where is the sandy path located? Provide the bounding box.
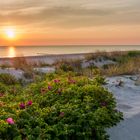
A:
[106,75,140,140]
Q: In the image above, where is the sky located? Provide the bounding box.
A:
[0,0,140,45]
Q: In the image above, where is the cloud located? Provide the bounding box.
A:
[0,0,140,29]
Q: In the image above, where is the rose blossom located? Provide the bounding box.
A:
[6,118,15,124]
[27,100,32,106]
[19,103,25,109]
[48,85,52,90]
[68,77,76,84]
[54,79,60,83]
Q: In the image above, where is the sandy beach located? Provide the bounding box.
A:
[0,53,86,66]
[0,52,140,140]
[107,75,140,140]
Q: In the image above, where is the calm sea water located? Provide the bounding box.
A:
[0,45,140,58]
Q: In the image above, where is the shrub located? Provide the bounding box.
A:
[0,73,122,140]
[55,59,82,73]
[0,83,7,93]
[59,62,74,72]
[23,71,34,79]
[0,73,18,85]
[128,51,140,57]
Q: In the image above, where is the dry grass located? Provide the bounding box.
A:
[54,59,82,72]
[0,63,11,69]
[101,57,140,76]
[85,51,140,77]
[12,57,35,79]
[85,51,128,61]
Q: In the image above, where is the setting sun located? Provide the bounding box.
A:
[5,28,16,39]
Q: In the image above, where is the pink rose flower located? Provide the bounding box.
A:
[48,85,52,90]
[54,79,60,83]
[19,103,25,109]
[6,118,15,124]
[27,100,32,106]
[68,79,76,84]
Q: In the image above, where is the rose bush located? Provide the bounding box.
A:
[0,73,123,140]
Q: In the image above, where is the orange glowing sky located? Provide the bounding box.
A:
[0,0,140,45]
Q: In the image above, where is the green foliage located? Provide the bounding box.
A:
[0,73,123,140]
[59,63,74,72]
[23,71,34,79]
[0,73,19,85]
[55,59,82,73]
[128,51,140,57]
[0,83,7,93]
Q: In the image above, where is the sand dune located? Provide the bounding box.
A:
[106,75,140,140]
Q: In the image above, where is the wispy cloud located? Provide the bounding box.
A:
[0,0,140,28]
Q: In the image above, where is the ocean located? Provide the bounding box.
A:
[0,45,140,58]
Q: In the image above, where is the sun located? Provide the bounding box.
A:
[4,28,16,40]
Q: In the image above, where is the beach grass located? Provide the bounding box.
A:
[101,57,140,76]
[84,51,140,77]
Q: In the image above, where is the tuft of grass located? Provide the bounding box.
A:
[85,51,128,61]
[55,59,82,73]
[0,73,19,85]
[128,51,140,57]
[12,57,35,79]
[0,63,11,69]
[84,51,140,77]
[101,57,140,76]
[12,57,32,70]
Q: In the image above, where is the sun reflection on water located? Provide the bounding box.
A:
[8,46,16,57]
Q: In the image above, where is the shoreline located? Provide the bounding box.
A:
[0,50,130,66]
[0,53,87,66]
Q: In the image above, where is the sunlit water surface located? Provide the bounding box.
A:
[0,45,140,58]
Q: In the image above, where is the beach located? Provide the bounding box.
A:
[107,75,140,140]
[1,0,140,139]
[0,53,86,66]
[0,51,140,140]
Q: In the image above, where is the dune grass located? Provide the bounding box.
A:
[101,57,140,76]
[85,51,140,77]
[0,51,139,79]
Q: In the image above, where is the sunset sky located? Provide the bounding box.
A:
[0,0,140,45]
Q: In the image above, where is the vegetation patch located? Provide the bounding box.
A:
[0,73,19,85]
[0,73,123,140]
